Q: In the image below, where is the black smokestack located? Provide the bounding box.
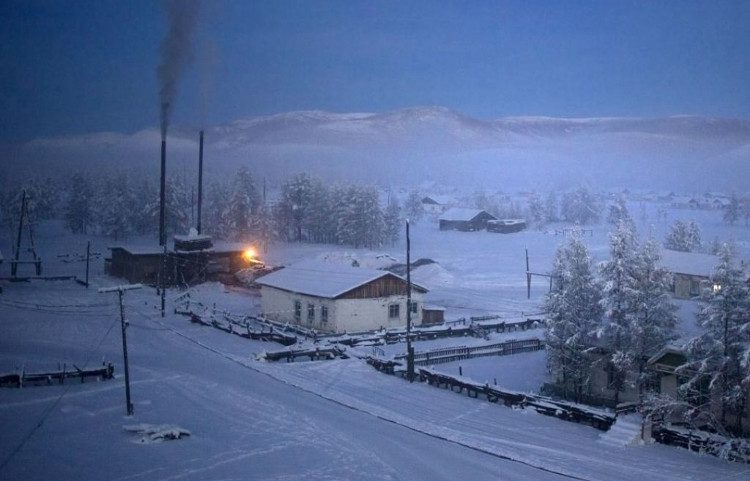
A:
[159,138,167,246]
[157,0,200,245]
[197,130,204,234]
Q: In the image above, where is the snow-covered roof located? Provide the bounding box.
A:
[660,249,718,277]
[439,208,494,222]
[422,195,456,205]
[255,259,427,299]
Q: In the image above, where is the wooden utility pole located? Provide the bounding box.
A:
[11,191,26,277]
[161,245,167,317]
[84,241,91,288]
[406,220,415,382]
[99,284,142,416]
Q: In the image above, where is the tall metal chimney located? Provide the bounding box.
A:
[159,138,167,246]
[197,130,204,234]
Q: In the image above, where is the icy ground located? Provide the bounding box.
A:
[1,203,750,480]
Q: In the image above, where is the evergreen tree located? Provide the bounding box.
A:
[64,173,94,234]
[383,197,401,246]
[97,174,132,240]
[544,191,559,223]
[664,220,702,252]
[226,167,260,241]
[723,194,740,226]
[607,195,633,227]
[544,230,603,402]
[142,178,190,239]
[679,244,750,435]
[276,173,314,241]
[598,220,640,404]
[404,191,424,224]
[205,181,230,239]
[336,186,384,248]
[561,187,602,224]
[527,193,545,227]
[629,239,678,392]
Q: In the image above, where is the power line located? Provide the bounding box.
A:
[0,317,119,474]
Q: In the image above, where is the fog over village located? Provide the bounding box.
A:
[1,2,750,480]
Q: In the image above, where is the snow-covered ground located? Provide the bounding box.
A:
[1,203,750,479]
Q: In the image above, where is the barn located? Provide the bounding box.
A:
[660,249,718,299]
[255,260,428,333]
[438,208,496,231]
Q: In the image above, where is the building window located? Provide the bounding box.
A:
[389,303,400,319]
[410,301,418,314]
[321,305,328,323]
[307,303,315,322]
[294,300,301,322]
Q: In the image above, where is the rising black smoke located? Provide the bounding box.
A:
[157,0,201,139]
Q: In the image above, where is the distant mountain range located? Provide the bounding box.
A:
[9,106,750,191]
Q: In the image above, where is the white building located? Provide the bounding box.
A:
[255,260,428,333]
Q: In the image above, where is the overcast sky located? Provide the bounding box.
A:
[1,0,749,142]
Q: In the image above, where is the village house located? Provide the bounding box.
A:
[255,260,428,333]
[421,195,457,214]
[660,249,719,299]
[438,208,496,231]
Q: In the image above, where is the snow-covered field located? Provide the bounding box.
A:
[1,202,749,480]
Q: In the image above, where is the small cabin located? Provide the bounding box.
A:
[660,250,718,299]
[421,305,445,326]
[439,208,496,232]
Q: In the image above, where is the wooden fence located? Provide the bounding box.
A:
[0,362,115,388]
[394,338,544,366]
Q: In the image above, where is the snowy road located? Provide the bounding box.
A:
[0,285,570,481]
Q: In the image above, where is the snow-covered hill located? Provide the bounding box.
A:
[9,107,750,191]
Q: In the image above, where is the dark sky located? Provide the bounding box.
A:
[1,0,749,142]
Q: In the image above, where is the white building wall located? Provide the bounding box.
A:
[260,286,424,333]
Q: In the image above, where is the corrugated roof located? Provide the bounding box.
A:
[255,259,427,299]
[439,208,494,222]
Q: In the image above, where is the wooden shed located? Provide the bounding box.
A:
[438,208,496,231]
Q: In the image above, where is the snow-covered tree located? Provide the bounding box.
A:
[678,244,750,435]
[64,173,94,234]
[598,220,640,404]
[225,167,260,241]
[97,174,133,240]
[205,181,230,239]
[276,173,315,241]
[336,186,384,248]
[664,220,702,252]
[561,187,602,225]
[544,191,559,223]
[544,230,603,402]
[383,197,401,246]
[606,195,633,227]
[629,239,678,392]
[403,190,424,224]
[723,194,741,226]
[526,193,545,227]
[142,178,190,239]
